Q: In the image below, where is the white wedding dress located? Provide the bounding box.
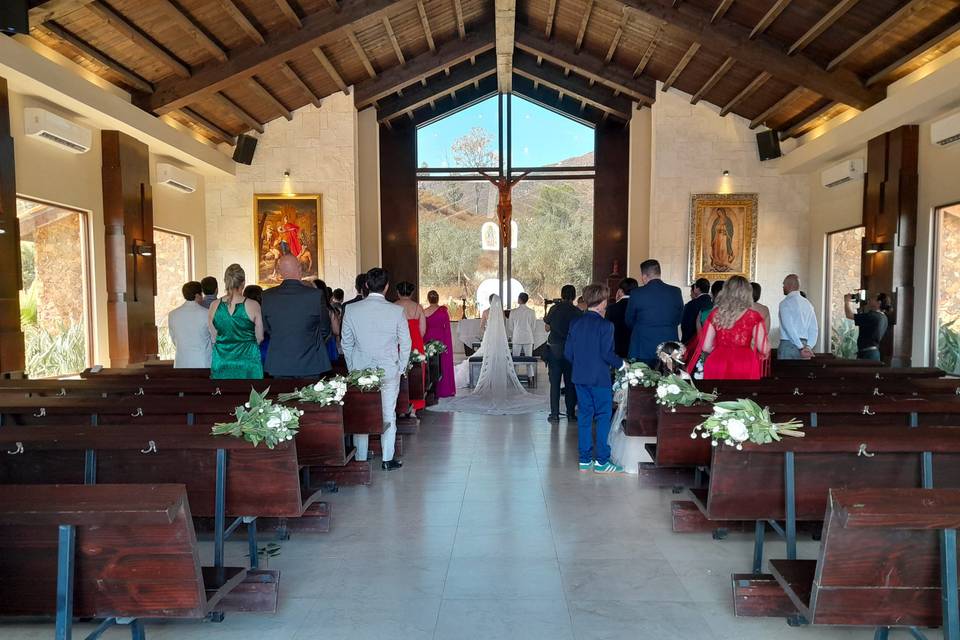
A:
[606,387,652,474]
[430,295,546,415]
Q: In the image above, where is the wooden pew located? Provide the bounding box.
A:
[0,484,248,638]
[767,488,960,637]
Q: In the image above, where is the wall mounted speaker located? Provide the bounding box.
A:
[0,0,28,35]
[232,134,258,165]
[756,129,782,161]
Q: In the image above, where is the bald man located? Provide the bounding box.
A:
[778,273,817,360]
[260,254,332,377]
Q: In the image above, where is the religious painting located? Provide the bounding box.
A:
[254,194,322,286]
[688,193,758,282]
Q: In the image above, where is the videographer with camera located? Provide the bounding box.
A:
[843,290,890,361]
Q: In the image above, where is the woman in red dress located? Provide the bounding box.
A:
[395,282,427,413]
[687,275,769,380]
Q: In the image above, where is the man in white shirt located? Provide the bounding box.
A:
[167,281,212,368]
[510,292,538,376]
[778,274,817,359]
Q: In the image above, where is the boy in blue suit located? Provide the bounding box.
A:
[565,284,624,473]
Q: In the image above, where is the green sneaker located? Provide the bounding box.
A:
[594,462,624,474]
[578,461,594,472]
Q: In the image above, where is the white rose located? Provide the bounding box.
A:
[667,384,681,395]
[656,386,668,398]
[358,376,373,386]
[267,417,281,429]
[726,418,749,442]
[314,381,325,391]
[280,409,293,422]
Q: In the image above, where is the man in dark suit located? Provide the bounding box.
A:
[260,254,332,378]
[626,259,684,365]
[680,278,713,344]
[605,277,637,359]
[341,273,367,313]
[544,284,582,422]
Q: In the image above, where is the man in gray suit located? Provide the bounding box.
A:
[340,267,411,470]
[261,255,332,378]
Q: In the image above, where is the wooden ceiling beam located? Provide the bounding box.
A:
[377,53,495,121]
[155,0,227,63]
[355,25,494,108]
[346,28,377,79]
[711,0,733,24]
[514,55,632,120]
[633,25,661,77]
[828,0,931,71]
[37,21,153,93]
[215,0,264,45]
[312,46,349,94]
[604,8,630,63]
[749,86,804,129]
[453,0,466,38]
[279,62,322,107]
[512,74,608,126]
[866,18,960,87]
[144,0,398,113]
[247,77,293,121]
[618,0,884,109]
[750,0,791,39]
[690,55,733,104]
[327,0,341,11]
[575,0,595,53]
[274,0,302,29]
[416,0,436,52]
[515,26,655,104]
[85,1,190,78]
[662,41,700,92]
[209,92,264,133]
[787,0,858,56]
[382,16,406,65]
[719,70,770,116]
[178,107,236,144]
[778,101,835,139]
[29,0,96,28]
[544,0,558,38]
[495,0,516,92]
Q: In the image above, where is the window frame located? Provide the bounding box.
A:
[824,224,865,357]
[930,202,960,369]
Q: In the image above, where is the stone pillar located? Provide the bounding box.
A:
[594,119,630,284]
[102,130,158,367]
[0,77,24,377]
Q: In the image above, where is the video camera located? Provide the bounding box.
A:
[848,289,868,304]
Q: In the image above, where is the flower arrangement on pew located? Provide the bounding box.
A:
[347,367,386,392]
[211,388,302,449]
[654,374,717,411]
[613,361,661,392]
[424,340,447,358]
[277,376,348,407]
[691,398,805,450]
[408,349,427,369]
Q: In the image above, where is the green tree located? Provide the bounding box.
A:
[419,213,482,292]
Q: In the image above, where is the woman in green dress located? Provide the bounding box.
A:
[207,263,264,379]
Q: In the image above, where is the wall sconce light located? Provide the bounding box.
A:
[132,240,155,257]
[865,243,880,255]
[865,242,894,255]
[283,170,290,178]
[722,169,730,177]
[0,220,5,235]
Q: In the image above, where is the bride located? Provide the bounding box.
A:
[431,294,545,415]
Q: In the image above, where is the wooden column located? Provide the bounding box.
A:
[0,77,24,377]
[593,119,630,284]
[101,131,158,367]
[378,121,419,298]
[862,125,918,367]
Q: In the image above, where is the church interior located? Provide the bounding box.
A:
[2,0,960,638]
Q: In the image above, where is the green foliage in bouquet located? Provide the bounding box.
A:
[408,349,427,367]
[277,376,348,406]
[613,361,661,391]
[692,398,805,450]
[654,374,718,410]
[211,388,303,449]
[424,340,448,357]
[347,367,386,392]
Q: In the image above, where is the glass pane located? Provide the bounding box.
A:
[826,226,864,358]
[935,205,960,374]
[416,95,499,170]
[17,199,90,378]
[154,229,192,360]
[510,95,595,168]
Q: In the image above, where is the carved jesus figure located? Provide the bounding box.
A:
[480,171,529,248]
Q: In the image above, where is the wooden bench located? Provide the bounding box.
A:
[0,484,248,638]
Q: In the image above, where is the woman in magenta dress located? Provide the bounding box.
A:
[424,290,457,398]
[687,275,769,380]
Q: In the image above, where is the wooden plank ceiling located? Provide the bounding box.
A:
[26,0,960,144]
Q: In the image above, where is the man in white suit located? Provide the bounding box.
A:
[510,292,538,377]
[167,281,212,369]
[340,267,411,470]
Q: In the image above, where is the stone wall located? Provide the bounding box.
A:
[649,88,812,343]
[204,92,359,291]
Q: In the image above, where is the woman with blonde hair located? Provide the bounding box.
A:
[208,263,264,379]
[687,275,768,380]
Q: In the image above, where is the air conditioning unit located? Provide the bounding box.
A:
[156,163,198,193]
[821,158,864,189]
[23,107,91,154]
[931,111,960,147]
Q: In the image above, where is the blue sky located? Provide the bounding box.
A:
[415,95,594,169]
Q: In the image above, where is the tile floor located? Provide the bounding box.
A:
[1,409,941,639]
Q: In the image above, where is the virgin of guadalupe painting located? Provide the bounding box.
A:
[688,193,758,282]
[254,194,322,286]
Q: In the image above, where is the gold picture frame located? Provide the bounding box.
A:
[254,194,323,287]
[688,193,758,282]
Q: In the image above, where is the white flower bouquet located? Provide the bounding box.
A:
[424,340,447,358]
[654,374,718,410]
[691,398,805,450]
[613,361,661,391]
[408,349,427,366]
[211,387,303,449]
[277,376,348,407]
[347,367,386,392]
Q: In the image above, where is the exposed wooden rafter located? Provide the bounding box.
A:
[575,0,595,53]
[346,28,377,79]
[750,0,791,39]
[209,92,264,133]
[29,0,97,28]
[719,71,770,116]
[179,107,236,144]
[495,0,516,92]
[416,0,436,52]
[711,0,733,24]
[544,0,558,38]
[828,0,931,71]
[85,1,190,78]
[453,0,466,39]
[749,86,805,129]
[216,0,264,45]
[247,77,293,120]
[787,0,858,56]
[778,101,835,140]
[377,53,495,121]
[327,0,341,11]
[274,0,303,29]
[155,0,227,63]
[690,56,733,104]
[312,46,349,94]
[279,62,322,107]
[605,8,630,64]
[513,55,632,120]
[633,25,661,77]
[37,21,153,93]
[662,42,700,92]
[382,16,406,65]
[866,18,960,87]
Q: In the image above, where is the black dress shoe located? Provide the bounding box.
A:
[547,414,561,423]
[381,460,403,471]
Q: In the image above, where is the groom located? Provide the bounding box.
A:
[340,267,411,470]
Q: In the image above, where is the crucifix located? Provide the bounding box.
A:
[479,170,529,306]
